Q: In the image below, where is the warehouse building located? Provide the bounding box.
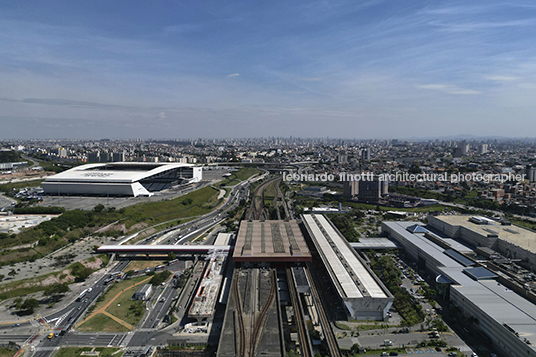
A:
[383,220,536,357]
[42,162,202,197]
[429,215,536,268]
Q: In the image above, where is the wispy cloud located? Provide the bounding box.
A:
[430,19,535,33]
[299,77,323,82]
[485,75,520,82]
[419,84,480,95]
[19,98,133,110]
[227,73,240,78]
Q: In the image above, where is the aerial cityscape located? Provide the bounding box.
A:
[2,1,536,357]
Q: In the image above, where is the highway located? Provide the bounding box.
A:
[24,174,257,356]
[139,276,179,329]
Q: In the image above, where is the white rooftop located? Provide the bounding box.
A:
[303,214,386,299]
[44,162,195,184]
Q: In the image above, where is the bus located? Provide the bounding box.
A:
[76,289,89,302]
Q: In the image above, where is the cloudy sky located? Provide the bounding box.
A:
[1,0,536,139]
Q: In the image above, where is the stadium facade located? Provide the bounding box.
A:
[42,162,202,197]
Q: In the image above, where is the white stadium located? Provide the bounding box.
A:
[42,162,202,197]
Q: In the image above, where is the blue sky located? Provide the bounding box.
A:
[1,0,536,139]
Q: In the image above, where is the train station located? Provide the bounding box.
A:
[232,219,312,263]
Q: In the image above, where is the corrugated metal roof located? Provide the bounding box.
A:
[303,214,386,299]
[444,249,475,267]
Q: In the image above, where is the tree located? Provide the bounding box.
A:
[150,271,171,286]
[44,283,70,301]
[0,274,4,282]
[350,343,361,354]
[8,269,16,277]
[93,204,105,213]
[70,262,93,282]
[20,298,40,314]
[167,252,177,261]
[125,270,135,277]
[14,298,23,309]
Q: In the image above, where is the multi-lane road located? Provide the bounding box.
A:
[16,174,259,356]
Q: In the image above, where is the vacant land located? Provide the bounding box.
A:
[0,255,106,301]
[0,185,220,266]
[126,260,165,272]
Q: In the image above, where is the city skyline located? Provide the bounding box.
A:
[2,0,536,139]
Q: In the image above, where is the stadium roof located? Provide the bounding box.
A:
[44,162,196,184]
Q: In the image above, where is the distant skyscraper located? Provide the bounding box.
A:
[88,151,100,163]
[337,153,347,164]
[343,179,359,199]
[477,144,488,155]
[527,166,536,183]
[358,175,387,202]
[361,148,371,161]
[57,148,67,158]
[459,141,469,155]
[452,147,462,158]
[113,151,126,162]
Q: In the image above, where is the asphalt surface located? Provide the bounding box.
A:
[21,174,255,356]
[0,192,16,212]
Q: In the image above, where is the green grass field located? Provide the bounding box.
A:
[0,178,44,192]
[123,186,220,228]
[233,167,261,181]
[89,275,149,312]
[104,288,146,327]
[77,313,130,332]
[219,167,261,186]
[0,347,16,357]
[54,347,121,357]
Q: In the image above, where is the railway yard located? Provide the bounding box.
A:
[2,173,478,357]
[217,176,339,357]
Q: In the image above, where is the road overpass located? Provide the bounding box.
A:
[97,244,231,255]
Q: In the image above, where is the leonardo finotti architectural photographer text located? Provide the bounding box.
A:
[283,171,526,184]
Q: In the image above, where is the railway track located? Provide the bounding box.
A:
[246,177,280,220]
[232,270,246,357]
[305,263,341,357]
[273,179,290,220]
[286,268,313,357]
[249,268,277,356]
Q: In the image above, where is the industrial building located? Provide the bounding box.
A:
[233,220,312,263]
[429,215,536,268]
[41,162,202,197]
[302,214,393,320]
[382,220,536,357]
